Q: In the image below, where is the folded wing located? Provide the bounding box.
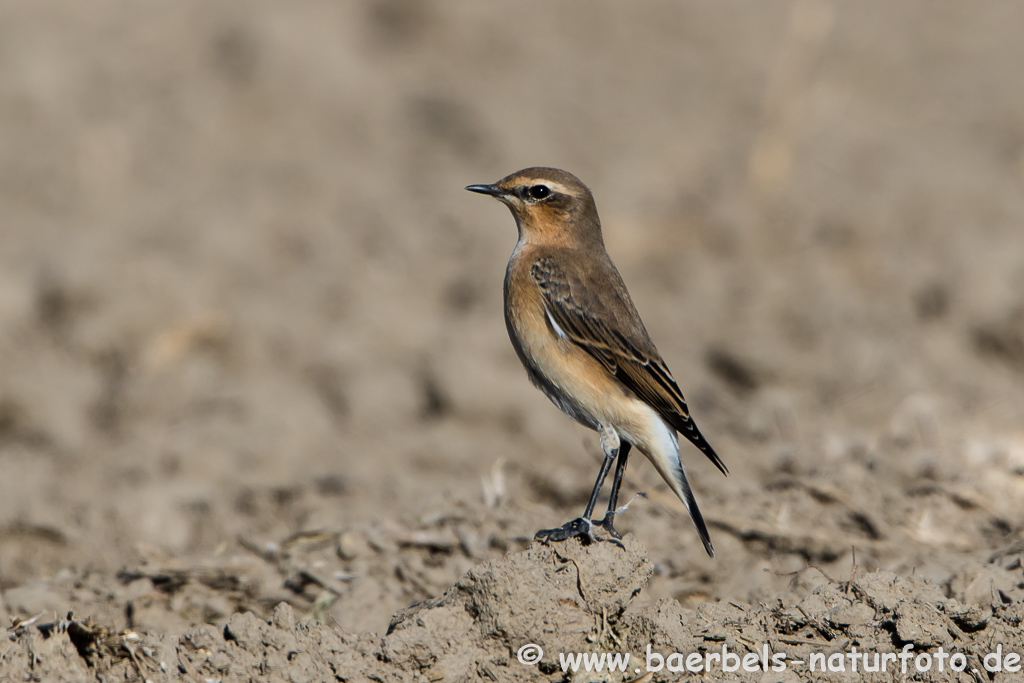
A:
[531,256,728,476]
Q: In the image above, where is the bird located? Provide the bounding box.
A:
[466,167,727,557]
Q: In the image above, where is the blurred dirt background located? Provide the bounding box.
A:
[2,1,1024,681]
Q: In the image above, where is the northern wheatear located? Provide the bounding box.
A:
[467,167,727,557]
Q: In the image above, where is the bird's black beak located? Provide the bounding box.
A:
[465,183,504,198]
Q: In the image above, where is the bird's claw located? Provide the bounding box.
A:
[595,513,622,540]
[534,517,624,549]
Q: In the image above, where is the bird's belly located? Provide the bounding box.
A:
[507,294,638,433]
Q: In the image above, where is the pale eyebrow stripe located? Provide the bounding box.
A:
[520,180,571,195]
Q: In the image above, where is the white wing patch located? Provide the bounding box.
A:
[544,305,568,339]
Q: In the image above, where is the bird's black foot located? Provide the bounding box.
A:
[596,513,622,540]
[533,517,624,548]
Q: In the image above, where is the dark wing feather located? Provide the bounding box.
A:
[532,256,727,476]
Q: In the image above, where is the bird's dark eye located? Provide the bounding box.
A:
[528,184,551,200]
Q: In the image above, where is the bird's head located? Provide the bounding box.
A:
[466,167,603,249]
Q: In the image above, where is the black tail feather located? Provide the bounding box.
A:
[674,460,715,558]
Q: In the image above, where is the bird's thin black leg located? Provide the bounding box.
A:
[597,441,631,538]
[582,448,616,520]
[534,429,625,547]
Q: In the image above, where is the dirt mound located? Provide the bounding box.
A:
[382,538,652,680]
[5,538,1024,682]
